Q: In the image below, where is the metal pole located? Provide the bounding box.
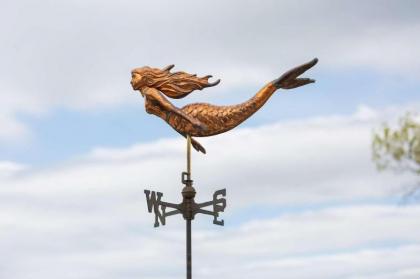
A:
[186,135,192,279]
[186,219,192,279]
[187,135,191,179]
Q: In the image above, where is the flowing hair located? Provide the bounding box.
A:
[133,65,220,99]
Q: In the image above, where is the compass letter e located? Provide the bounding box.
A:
[213,189,226,226]
[144,190,166,227]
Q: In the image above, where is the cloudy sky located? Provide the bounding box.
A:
[1,0,420,278]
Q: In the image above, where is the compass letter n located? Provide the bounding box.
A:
[144,190,166,227]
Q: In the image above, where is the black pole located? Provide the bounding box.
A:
[186,219,192,279]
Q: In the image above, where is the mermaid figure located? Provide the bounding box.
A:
[131,58,318,153]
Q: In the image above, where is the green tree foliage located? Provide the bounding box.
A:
[372,113,420,198]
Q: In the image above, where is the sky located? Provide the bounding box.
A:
[1,0,420,278]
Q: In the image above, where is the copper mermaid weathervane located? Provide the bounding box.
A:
[131,58,318,154]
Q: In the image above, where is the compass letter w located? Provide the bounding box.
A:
[144,190,166,227]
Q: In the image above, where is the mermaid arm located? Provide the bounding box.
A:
[144,87,207,132]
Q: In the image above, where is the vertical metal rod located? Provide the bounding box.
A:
[186,219,192,279]
[187,135,191,178]
[186,135,192,279]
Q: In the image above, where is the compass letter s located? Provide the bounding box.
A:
[144,190,166,227]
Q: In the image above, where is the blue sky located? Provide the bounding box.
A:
[1,1,420,278]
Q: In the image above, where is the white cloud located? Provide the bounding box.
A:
[0,161,27,178]
[0,114,28,142]
[194,205,420,279]
[355,267,420,279]
[0,106,419,278]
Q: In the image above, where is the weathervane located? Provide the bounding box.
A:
[131,58,318,278]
